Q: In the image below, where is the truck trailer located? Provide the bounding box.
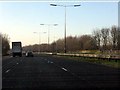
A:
[12,42,22,57]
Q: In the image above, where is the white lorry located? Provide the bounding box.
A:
[12,42,22,57]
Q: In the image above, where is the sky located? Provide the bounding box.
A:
[0,1,119,47]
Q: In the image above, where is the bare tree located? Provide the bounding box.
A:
[50,42,56,52]
[117,27,120,49]
[1,33,10,55]
[93,29,101,50]
[110,26,118,49]
[79,35,97,50]
[66,36,79,52]
[101,28,110,50]
[56,39,64,52]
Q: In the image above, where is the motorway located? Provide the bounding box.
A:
[2,55,120,90]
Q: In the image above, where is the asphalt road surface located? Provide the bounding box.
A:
[2,55,120,90]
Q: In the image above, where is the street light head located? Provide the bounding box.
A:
[74,4,81,7]
[50,4,57,6]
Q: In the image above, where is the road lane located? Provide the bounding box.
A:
[2,57,24,74]
[47,55,120,89]
[2,56,94,89]
[2,55,120,89]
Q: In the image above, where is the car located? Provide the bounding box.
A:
[26,51,34,57]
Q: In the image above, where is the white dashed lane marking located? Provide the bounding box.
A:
[4,59,22,74]
[50,61,53,64]
[5,69,11,73]
[61,67,68,72]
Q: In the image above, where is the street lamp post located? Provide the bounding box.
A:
[33,32,41,54]
[40,24,58,52]
[50,4,80,53]
[34,31,46,54]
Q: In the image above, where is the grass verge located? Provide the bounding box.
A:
[54,55,120,69]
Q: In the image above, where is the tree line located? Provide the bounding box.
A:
[23,25,120,53]
[93,25,120,50]
[1,25,119,55]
